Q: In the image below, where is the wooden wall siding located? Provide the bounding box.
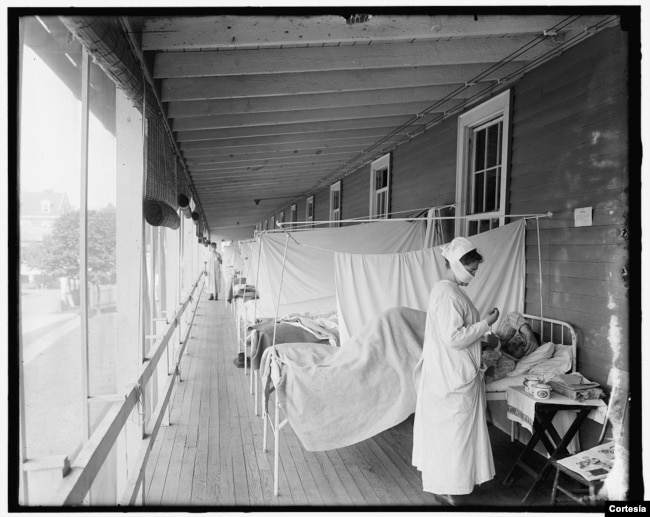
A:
[321,108,459,224]
[508,27,629,387]
[314,191,328,225]
[391,116,458,215]
[296,198,306,224]
[338,168,368,221]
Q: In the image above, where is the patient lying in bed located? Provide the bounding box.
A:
[481,312,540,383]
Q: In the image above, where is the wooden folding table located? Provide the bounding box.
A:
[502,385,605,504]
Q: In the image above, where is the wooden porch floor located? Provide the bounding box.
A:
[143,295,569,509]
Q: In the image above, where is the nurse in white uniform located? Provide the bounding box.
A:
[412,237,500,500]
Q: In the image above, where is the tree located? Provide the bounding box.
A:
[37,206,117,286]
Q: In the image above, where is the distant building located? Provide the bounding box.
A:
[20,190,71,242]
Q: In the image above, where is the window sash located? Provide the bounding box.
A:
[306,196,314,228]
[370,154,390,219]
[455,90,510,237]
[375,188,389,219]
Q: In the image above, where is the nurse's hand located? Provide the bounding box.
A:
[485,308,500,326]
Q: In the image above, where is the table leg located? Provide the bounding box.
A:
[520,408,592,504]
[502,424,543,487]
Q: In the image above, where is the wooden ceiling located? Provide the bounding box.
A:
[134,12,619,236]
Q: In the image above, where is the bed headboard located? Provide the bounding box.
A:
[522,313,577,373]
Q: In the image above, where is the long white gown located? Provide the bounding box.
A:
[412,279,495,495]
[204,249,221,297]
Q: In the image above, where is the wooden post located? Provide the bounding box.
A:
[79,47,91,448]
[17,16,30,506]
[115,87,145,499]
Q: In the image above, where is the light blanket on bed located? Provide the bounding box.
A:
[261,306,426,451]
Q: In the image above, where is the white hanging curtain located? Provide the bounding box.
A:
[335,220,527,346]
[255,220,426,318]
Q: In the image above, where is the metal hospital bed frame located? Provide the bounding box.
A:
[486,313,578,444]
[260,312,578,497]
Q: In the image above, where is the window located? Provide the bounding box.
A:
[279,211,285,225]
[289,204,297,229]
[329,181,341,227]
[263,219,268,231]
[370,153,391,219]
[19,20,84,467]
[306,196,314,228]
[270,215,275,230]
[455,90,511,236]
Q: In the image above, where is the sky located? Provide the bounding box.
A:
[19,45,117,211]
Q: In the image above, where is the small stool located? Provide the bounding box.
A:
[549,459,605,505]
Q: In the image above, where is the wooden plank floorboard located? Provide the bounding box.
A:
[324,449,367,505]
[337,441,393,505]
[364,437,430,505]
[161,346,199,505]
[355,440,412,506]
[335,445,383,505]
[146,361,190,505]
[176,334,206,505]
[216,314,236,505]
[226,342,252,505]
[143,296,565,509]
[271,423,308,505]
[190,314,211,504]
[313,450,355,505]
[204,319,221,505]
[274,408,325,506]
[231,363,265,505]
[372,433,439,505]
[237,369,292,506]
[143,403,167,497]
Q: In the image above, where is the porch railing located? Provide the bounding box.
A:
[50,272,205,505]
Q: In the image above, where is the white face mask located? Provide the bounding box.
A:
[450,260,475,285]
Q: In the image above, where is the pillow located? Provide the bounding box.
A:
[528,344,573,377]
[507,342,555,376]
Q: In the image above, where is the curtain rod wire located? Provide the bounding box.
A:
[274,212,552,229]
[307,15,616,190]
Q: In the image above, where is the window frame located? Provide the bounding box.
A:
[290,204,297,224]
[329,181,341,227]
[369,153,391,219]
[306,196,314,228]
[455,90,511,237]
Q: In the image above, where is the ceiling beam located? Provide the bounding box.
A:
[194,181,320,190]
[166,84,492,118]
[160,62,524,101]
[154,34,566,78]
[190,161,338,172]
[142,14,600,51]
[175,116,425,141]
[171,100,452,131]
[181,136,396,157]
[185,147,361,165]
[190,156,346,172]
[178,126,406,149]
[191,169,334,180]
